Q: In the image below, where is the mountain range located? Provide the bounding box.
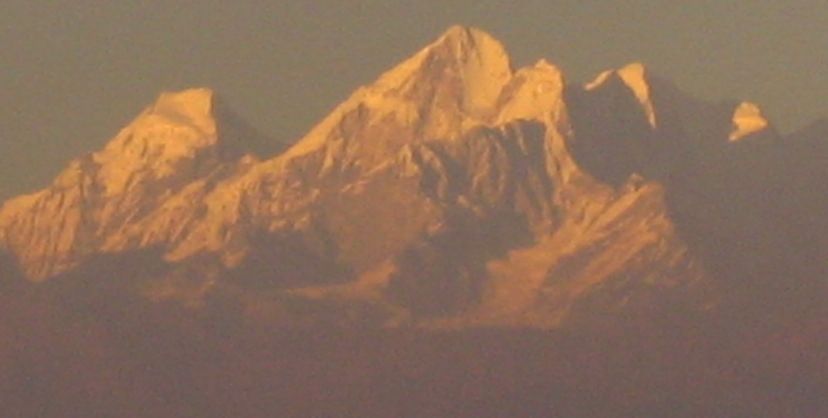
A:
[2,26,827,332]
[3,25,828,417]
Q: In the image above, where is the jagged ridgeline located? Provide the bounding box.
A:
[1,26,826,329]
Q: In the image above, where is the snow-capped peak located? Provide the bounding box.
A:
[281,26,514,161]
[91,88,229,195]
[729,102,769,141]
[371,25,513,115]
[586,62,657,128]
[150,88,219,135]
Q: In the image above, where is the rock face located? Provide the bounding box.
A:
[0,88,270,280]
[0,27,825,329]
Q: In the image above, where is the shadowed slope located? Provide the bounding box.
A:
[0,27,825,332]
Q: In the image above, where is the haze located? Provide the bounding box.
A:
[1,0,826,200]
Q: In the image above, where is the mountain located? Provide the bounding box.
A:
[0,26,825,331]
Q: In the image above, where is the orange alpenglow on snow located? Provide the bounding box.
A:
[0,25,823,333]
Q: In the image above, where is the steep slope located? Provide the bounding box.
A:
[142,36,717,324]
[279,26,512,167]
[0,89,268,280]
[0,26,824,331]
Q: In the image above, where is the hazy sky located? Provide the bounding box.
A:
[1,0,826,200]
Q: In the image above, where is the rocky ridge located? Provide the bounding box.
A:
[0,26,823,329]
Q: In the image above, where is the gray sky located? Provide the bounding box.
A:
[1,0,826,200]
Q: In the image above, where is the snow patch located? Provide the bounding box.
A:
[617,63,656,128]
[497,59,565,124]
[281,26,513,162]
[585,63,657,128]
[729,102,769,141]
[92,88,224,195]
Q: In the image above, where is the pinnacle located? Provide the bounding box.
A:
[437,25,492,45]
[585,62,657,128]
[92,88,239,179]
[729,101,769,141]
[533,59,559,71]
[366,26,512,114]
[585,62,649,90]
[152,88,218,120]
[618,61,647,75]
[142,87,224,137]
[427,25,511,64]
[157,86,216,101]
